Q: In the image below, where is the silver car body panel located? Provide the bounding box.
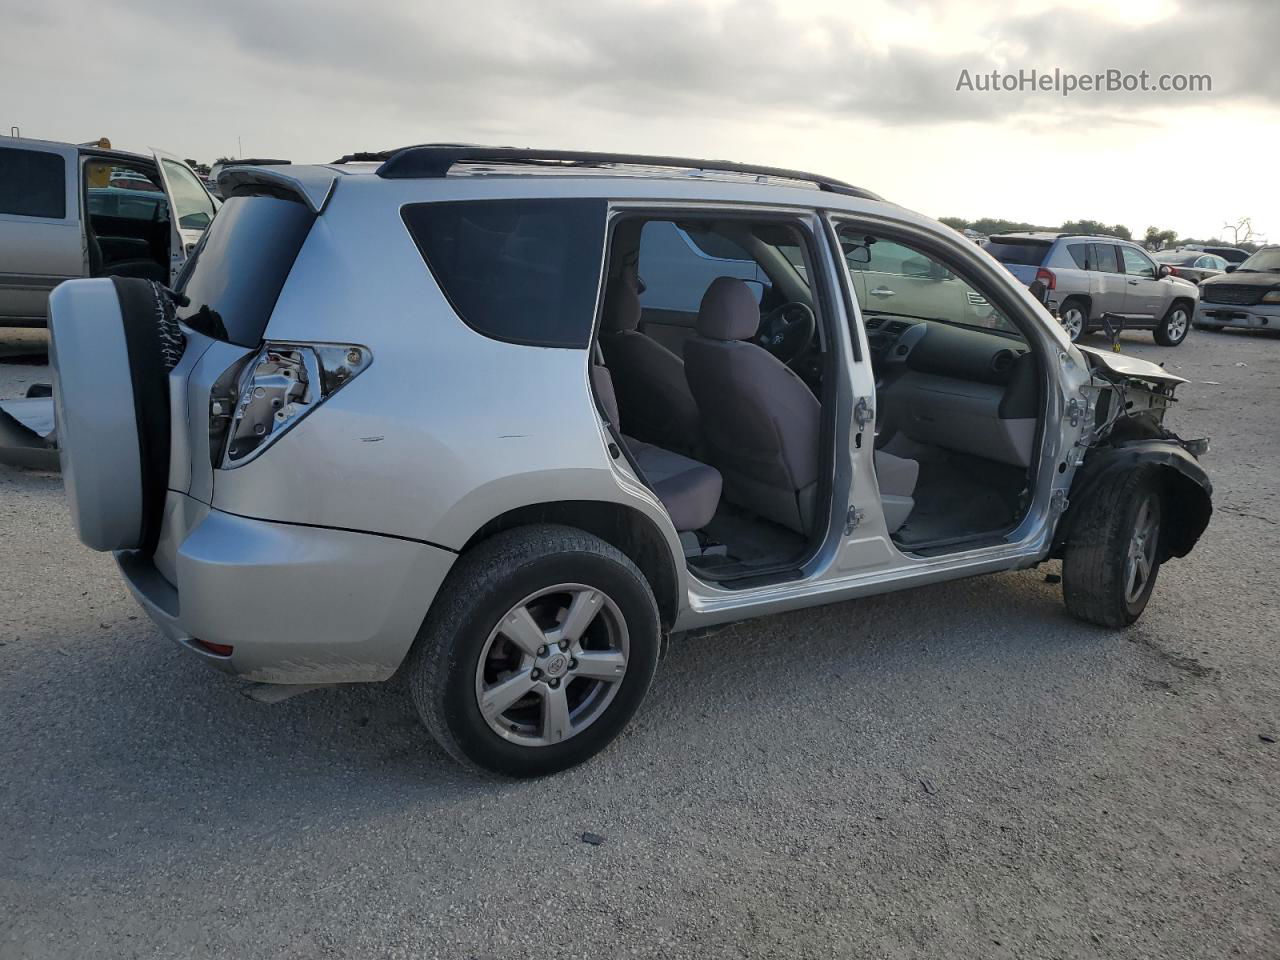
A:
[133,166,1098,681]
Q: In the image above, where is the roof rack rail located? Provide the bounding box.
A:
[333,145,881,200]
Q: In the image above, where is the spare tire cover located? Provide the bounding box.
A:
[49,278,185,552]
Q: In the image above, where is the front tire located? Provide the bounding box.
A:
[1063,467,1164,627]
[1154,302,1191,346]
[407,524,661,777]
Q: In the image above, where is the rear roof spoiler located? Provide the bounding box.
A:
[217,165,336,213]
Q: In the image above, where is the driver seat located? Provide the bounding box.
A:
[684,277,919,535]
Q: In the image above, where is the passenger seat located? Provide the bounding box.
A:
[591,357,722,532]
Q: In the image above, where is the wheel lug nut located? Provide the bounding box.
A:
[558,640,570,651]
[537,645,548,657]
[548,678,560,689]
[531,668,542,680]
[568,658,578,670]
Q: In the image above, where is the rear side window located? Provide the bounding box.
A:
[1067,244,1091,269]
[984,240,1049,266]
[1093,243,1121,274]
[174,194,315,347]
[0,148,66,219]
[402,198,606,348]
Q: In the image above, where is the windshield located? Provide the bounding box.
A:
[1235,248,1280,272]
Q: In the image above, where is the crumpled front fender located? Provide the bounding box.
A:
[1054,438,1212,560]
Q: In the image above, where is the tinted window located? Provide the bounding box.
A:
[0,147,66,218]
[1120,246,1156,279]
[984,240,1050,266]
[403,198,606,348]
[1067,244,1091,269]
[175,195,315,347]
[1093,243,1121,274]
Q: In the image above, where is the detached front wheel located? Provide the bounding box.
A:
[1063,468,1164,627]
[408,525,660,777]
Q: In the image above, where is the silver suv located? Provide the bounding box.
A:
[48,147,1212,777]
[985,232,1200,346]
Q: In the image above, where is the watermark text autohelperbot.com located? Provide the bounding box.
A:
[956,68,1211,97]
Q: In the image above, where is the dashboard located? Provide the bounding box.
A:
[864,313,1039,467]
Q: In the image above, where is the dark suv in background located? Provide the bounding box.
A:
[984,232,1199,345]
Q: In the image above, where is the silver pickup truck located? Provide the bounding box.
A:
[0,137,217,326]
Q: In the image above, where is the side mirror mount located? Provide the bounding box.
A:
[1158,264,1172,278]
[1225,263,1238,273]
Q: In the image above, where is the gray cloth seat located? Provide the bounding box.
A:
[684,277,918,535]
[625,439,723,533]
[591,357,721,533]
[599,274,701,454]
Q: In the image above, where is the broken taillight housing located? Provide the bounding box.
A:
[211,342,371,468]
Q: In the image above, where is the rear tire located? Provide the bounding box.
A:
[1154,302,1191,346]
[407,524,661,777]
[1063,467,1164,628]
[1058,298,1089,342]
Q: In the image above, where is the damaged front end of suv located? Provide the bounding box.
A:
[1051,345,1212,624]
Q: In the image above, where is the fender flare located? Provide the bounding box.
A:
[1054,439,1212,560]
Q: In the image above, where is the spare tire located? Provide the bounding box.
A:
[48,277,185,553]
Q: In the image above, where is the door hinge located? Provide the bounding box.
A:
[845,506,865,534]
[1067,397,1081,427]
[1050,489,1069,515]
[854,396,874,430]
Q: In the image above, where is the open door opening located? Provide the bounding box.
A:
[835,223,1047,553]
[591,212,840,584]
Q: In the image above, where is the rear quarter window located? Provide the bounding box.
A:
[984,240,1050,266]
[0,147,66,219]
[402,198,606,348]
[174,194,315,347]
[1067,244,1091,269]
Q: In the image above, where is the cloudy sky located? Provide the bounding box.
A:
[5,0,1275,241]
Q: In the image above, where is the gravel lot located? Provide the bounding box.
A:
[1,325,1277,959]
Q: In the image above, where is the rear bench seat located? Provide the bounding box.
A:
[591,360,722,533]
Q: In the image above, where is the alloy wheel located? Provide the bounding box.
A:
[1124,496,1160,605]
[1166,308,1189,342]
[1060,306,1085,341]
[474,583,629,747]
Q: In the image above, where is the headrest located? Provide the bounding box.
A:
[601,276,641,334]
[696,277,759,341]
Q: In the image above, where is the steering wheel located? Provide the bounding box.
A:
[755,301,816,365]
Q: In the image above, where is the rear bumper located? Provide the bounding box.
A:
[1196,302,1280,329]
[117,498,456,684]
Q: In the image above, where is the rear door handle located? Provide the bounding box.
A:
[870,286,896,298]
